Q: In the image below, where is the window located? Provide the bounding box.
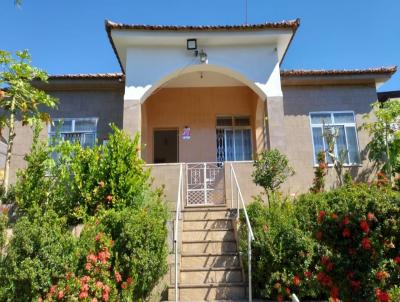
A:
[49,118,98,148]
[310,112,360,165]
[216,116,252,162]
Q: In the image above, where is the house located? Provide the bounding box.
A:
[4,19,397,301]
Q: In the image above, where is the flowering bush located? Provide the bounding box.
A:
[42,231,134,302]
[242,184,400,301]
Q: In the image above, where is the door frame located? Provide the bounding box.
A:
[152,127,179,164]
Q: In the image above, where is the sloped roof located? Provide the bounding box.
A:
[281,66,397,77]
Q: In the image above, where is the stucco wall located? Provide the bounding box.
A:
[7,87,124,183]
[281,84,378,194]
[143,86,260,163]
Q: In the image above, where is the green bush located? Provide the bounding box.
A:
[241,184,400,301]
[252,149,294,199]
[0,212,6,251]
[16,125,155,223]
[240,197,321,301]
[0,210,78,302]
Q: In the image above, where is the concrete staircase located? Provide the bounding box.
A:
[169,207,246,301]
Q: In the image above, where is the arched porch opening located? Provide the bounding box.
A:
[140,66,267,164]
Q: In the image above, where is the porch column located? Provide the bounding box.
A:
[266,95,286,153]
[254,97,266,154]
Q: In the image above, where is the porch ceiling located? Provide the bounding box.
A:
[163,71,245,88]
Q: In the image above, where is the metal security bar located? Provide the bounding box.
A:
[230,163,255,302]
[186,162,225,206]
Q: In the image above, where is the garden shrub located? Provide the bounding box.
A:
[0,212,6,251]
[241,184,400,301]
[41,230,134,302]
[240,197,321,301]
[0,210,78,302]
[16,125,156,223]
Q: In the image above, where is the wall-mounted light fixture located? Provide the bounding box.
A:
[199,49,207,64]
[187,39,197,50]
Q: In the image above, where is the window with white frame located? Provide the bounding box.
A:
[49,118,98,148]
[310,112,361,165]
[216,116,252,162]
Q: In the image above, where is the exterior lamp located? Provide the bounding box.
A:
[187,39,197,50]
[199,49,207,63]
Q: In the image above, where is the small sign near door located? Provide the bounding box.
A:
[182,126,191,140]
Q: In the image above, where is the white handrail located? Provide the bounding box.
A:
[174,163,184,302]
[230,163,255,302]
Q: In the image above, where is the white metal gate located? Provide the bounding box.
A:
[186,162,225,206]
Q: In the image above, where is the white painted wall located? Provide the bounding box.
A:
[124,43,283,102]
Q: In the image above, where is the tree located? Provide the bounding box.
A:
[0,50,57,195]
[252,149,295,201]
[361,99,400,185]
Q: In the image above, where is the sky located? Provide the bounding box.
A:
[1,0,399,91]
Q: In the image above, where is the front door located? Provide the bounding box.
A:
[153,129,178,163]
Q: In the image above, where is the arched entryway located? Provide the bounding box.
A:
[140,66,267,164]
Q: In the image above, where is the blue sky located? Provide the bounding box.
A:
[2,0,399,91]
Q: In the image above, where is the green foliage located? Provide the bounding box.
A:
[0,210,78,302]
[0,212,6,251]
[241,184,400,301]
[252,149,294,198]
[240,197,320,300]
[16,125,155,223]
[0,50,58,191]
[361,99,400,183]
[310,151,328,193]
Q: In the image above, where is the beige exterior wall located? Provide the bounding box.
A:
[6,85,124,184]
[281,84,378,194]
[142,86,262,163]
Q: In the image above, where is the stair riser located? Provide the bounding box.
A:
[183,220,232,230]
[181,255,240,268]
[182,230,235,241]
[181,270,242,284]
[183,211,232,220]
[168,286,246,301]
[182,241,237,253]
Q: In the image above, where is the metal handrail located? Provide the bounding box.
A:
[230,163,255,302]
[174,163,184,302]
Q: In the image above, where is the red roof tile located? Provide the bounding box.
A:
[281,66,397,77]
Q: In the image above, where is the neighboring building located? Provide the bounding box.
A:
[4,19,398,301]
[378,90,400,102]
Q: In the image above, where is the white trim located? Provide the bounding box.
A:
[308,111,361,166]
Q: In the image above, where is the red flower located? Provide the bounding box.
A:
[342,227,351,238]
[361,237,372,250]
[367,212,375,221]
[95,233,102,241]
[304,271,312,278]
[66,272,72,280]
[277,294,284,302]
[350,280,361,289]
[49,285,57,294]
[79,291,88,300]
[102,291,109,302]
[121,282,127,289]
[38,298,43,302]
[359,219,369,233]
[326,262,334,272]
[87,253,97,264]
[375,289,391,302]
[285,287,291,295]
[293,275,301,286]
[85,263,92,271]
[106,195,113,202]
[346,271,355,279]
[126,277,133,285]
[342,216,350,225]
[317,210,326,224]
[394,256,400,265]
[57,291,64,300]
[330,286,340,300]
[115,271,122,283]
[95,281,103,289]
[376,271,390,281]
[331,213,338,220]
[321,256,330,266]
[315,231,323,240]
[92,299,98,302]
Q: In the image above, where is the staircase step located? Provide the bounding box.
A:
[182,240,237,253]
[183,209,235,220]
[183,219,233,231]
[181,267,243,284]
[181,253,240,268]
[182,229,235,241]
[168,283,246,301]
